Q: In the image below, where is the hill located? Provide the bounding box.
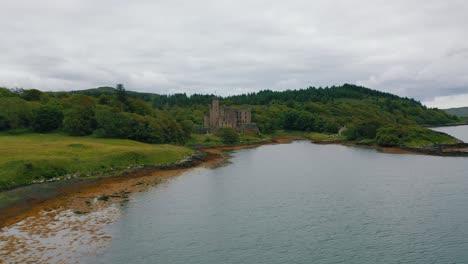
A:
[443,106,468,117]
[0,84,463,189]
[1,84,462,147]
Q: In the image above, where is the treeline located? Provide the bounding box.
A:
[65,86,214,108]
[1,84,461,145]
[250,96,459,134]
[0,86,193,144]
[69,84,407,108]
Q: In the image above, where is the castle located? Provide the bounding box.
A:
[204,99,256,133]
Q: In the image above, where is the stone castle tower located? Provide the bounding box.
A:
[204,99,253,133]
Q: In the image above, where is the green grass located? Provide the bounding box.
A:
[375,125,461,148]
[186,134,224,147]
[186,132,270,147]
[270,130,344,141]
[270,130,310,137]
[307,132,344,141]
[0,133,194,190]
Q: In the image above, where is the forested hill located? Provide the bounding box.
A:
[444,106,468,117]
[67,84,459,130]
[70,84,406,107]
[0,84,461,145]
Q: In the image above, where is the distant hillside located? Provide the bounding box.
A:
[1,83,462,149]
[59,84,462,130]
[444,107,468,117]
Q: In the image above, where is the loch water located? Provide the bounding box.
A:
[86,127,468,264]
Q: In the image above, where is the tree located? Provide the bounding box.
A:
[63,108,96,136]
[0,114,9,131]
[0,97,37,129]
[217,128,240,144]
[20,89,43,101]
[116,84,127,104]
[180,120,194,138]
[32,107,63,133]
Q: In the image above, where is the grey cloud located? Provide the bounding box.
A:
[1,0,468,107]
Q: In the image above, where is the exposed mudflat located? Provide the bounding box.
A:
[0,151,226,263]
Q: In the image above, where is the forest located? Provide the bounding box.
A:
[0,83,461,146]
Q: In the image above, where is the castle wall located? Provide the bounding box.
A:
[206,99,255,133]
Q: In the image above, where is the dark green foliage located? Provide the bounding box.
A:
[217,128,240,144]
[63,108,96,136]
[0,87,17,97]
[444,107,468,117]
[344,120,382,140]
[116,83,128,105]
[94,106,131,138]
[375,133,400,147]
[376,125,460,147]
[180,120,194,138]
[0,114,9,131]
[124,113,164,144]
[32,107,63,133]
[20,89,43,101]
[94,106,190,144]
[0,97,38,129]
[62,95,96,136]
[283,110,320,132]
[1,83,460,145]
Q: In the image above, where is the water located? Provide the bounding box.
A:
[85,129,468,264]
[431,125,468,142]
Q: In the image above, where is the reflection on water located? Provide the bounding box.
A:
[431,125,468,142]
[85,137,468,264]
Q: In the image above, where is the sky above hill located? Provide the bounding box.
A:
[1,0,467,108]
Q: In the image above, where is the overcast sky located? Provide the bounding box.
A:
[1,0,467,108]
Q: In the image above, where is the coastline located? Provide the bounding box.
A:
[1,136,468,262]
[2,135,468,228]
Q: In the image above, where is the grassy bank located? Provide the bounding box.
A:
[186,132,271,147]
[0,133,194,190]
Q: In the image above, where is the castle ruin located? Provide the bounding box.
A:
[204,99,256,133]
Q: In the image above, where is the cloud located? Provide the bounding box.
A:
[1,0,468,107]
[425,93,468,109]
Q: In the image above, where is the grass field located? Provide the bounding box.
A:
[186,132,270,147]
[0,133,194,190]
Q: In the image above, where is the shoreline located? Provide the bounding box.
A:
[1,136,468,262]
[2,135,468,228]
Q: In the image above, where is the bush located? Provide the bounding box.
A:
[32,107,63,133]
[0,114,9,131]
[375,125,460,147]
[0,97,38,129]
[63,108,96,136]
[376,133,400,146]
[344,120,382,140]
[217,128,240,144]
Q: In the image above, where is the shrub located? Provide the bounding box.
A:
[32,107,63,133]
[0,114,9,131]
[217,128,240,144]
[63,108,96,136]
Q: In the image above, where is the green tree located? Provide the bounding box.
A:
[116,84,127,104]
[0,97,38,129]
[63,108,96,136]
[32,107,63,133]
[20,89,43,101]
[0,114,9,131]
[218,128,240,144]
[180,120,194,138]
